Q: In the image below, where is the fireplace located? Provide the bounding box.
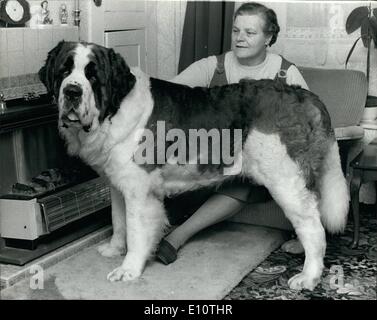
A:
[0,97,111,265]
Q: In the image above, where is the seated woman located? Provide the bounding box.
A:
[157,1,307,264]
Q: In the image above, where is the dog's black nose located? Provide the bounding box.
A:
[63,84,83,100]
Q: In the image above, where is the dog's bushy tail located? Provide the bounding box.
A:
[318,141,349,233]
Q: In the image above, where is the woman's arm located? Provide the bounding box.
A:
[169,56,217,88]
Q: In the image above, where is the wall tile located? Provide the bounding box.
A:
[1,24,78,94]
[7,29,24,52]
[24,29,39,52]
[24,51,41,75]
[0,52,9,79]
[8,51,25,77]
[52,28,65,44]
[38,49,49,71]
[38,28,53,50]
[63,28,79,42]
[0,29,7,53]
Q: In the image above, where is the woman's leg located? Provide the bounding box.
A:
[157,193,245,264]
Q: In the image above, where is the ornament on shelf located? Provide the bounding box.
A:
[41,0,53,25]
[60,3,68,25]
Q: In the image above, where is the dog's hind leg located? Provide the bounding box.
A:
[243,131,326,291]
[269,182,326,291]
[98,186,127,257]
[107,184,168,282]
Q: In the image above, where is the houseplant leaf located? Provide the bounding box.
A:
[360,17,371,47]
[346,6,369,34]
[370,16,377,47]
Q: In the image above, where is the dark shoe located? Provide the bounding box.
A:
[156,239,178,265]
[281,239,304,254]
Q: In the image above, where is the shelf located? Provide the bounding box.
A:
[0,96,58,134]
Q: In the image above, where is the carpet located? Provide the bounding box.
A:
[0,222,286,300]
[225,204,377,300]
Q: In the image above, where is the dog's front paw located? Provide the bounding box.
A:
[107,266,141,282]
[98,242,126,257]
[288,272,319,291]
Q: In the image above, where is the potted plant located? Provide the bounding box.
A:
[346,2,377,122]
[345,2,377,81]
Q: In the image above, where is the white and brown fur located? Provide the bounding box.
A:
[39,41,349,290]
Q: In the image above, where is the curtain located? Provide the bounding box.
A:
[178,1,235,73]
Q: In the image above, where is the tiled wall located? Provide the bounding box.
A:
[0,26,79,99]
[0,0,80,99]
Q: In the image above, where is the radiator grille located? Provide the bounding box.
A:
[38,177,111,232]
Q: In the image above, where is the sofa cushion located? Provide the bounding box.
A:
[298,67,368,128]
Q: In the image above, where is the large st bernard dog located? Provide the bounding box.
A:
[39,41,349,291]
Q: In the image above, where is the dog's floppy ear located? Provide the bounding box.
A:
[39,41,65,97]
[107,48,136,114]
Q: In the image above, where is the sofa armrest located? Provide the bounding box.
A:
[335,126,364,141]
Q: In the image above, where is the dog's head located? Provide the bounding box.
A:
[39,41,135,132]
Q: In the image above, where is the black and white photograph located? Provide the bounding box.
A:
[0,0,376,304]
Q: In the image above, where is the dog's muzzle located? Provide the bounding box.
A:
[60,84,91,132]
[61,110,81,126]
[63,84,82,110]
[61,111,92,132]
[63,84,83,102]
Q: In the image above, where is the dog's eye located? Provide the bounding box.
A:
[60,56,74,77]
[63,57,73,70]
[59,68,71,78]
[85,62,97,82]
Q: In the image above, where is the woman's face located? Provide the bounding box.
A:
[231,14,272,64]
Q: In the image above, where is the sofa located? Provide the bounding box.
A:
[229,67,368,231]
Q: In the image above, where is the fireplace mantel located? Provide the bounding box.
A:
[0,97,58,134]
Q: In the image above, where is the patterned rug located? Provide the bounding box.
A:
[225,204,377,300]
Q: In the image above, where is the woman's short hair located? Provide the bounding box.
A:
[234,2,280,46]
